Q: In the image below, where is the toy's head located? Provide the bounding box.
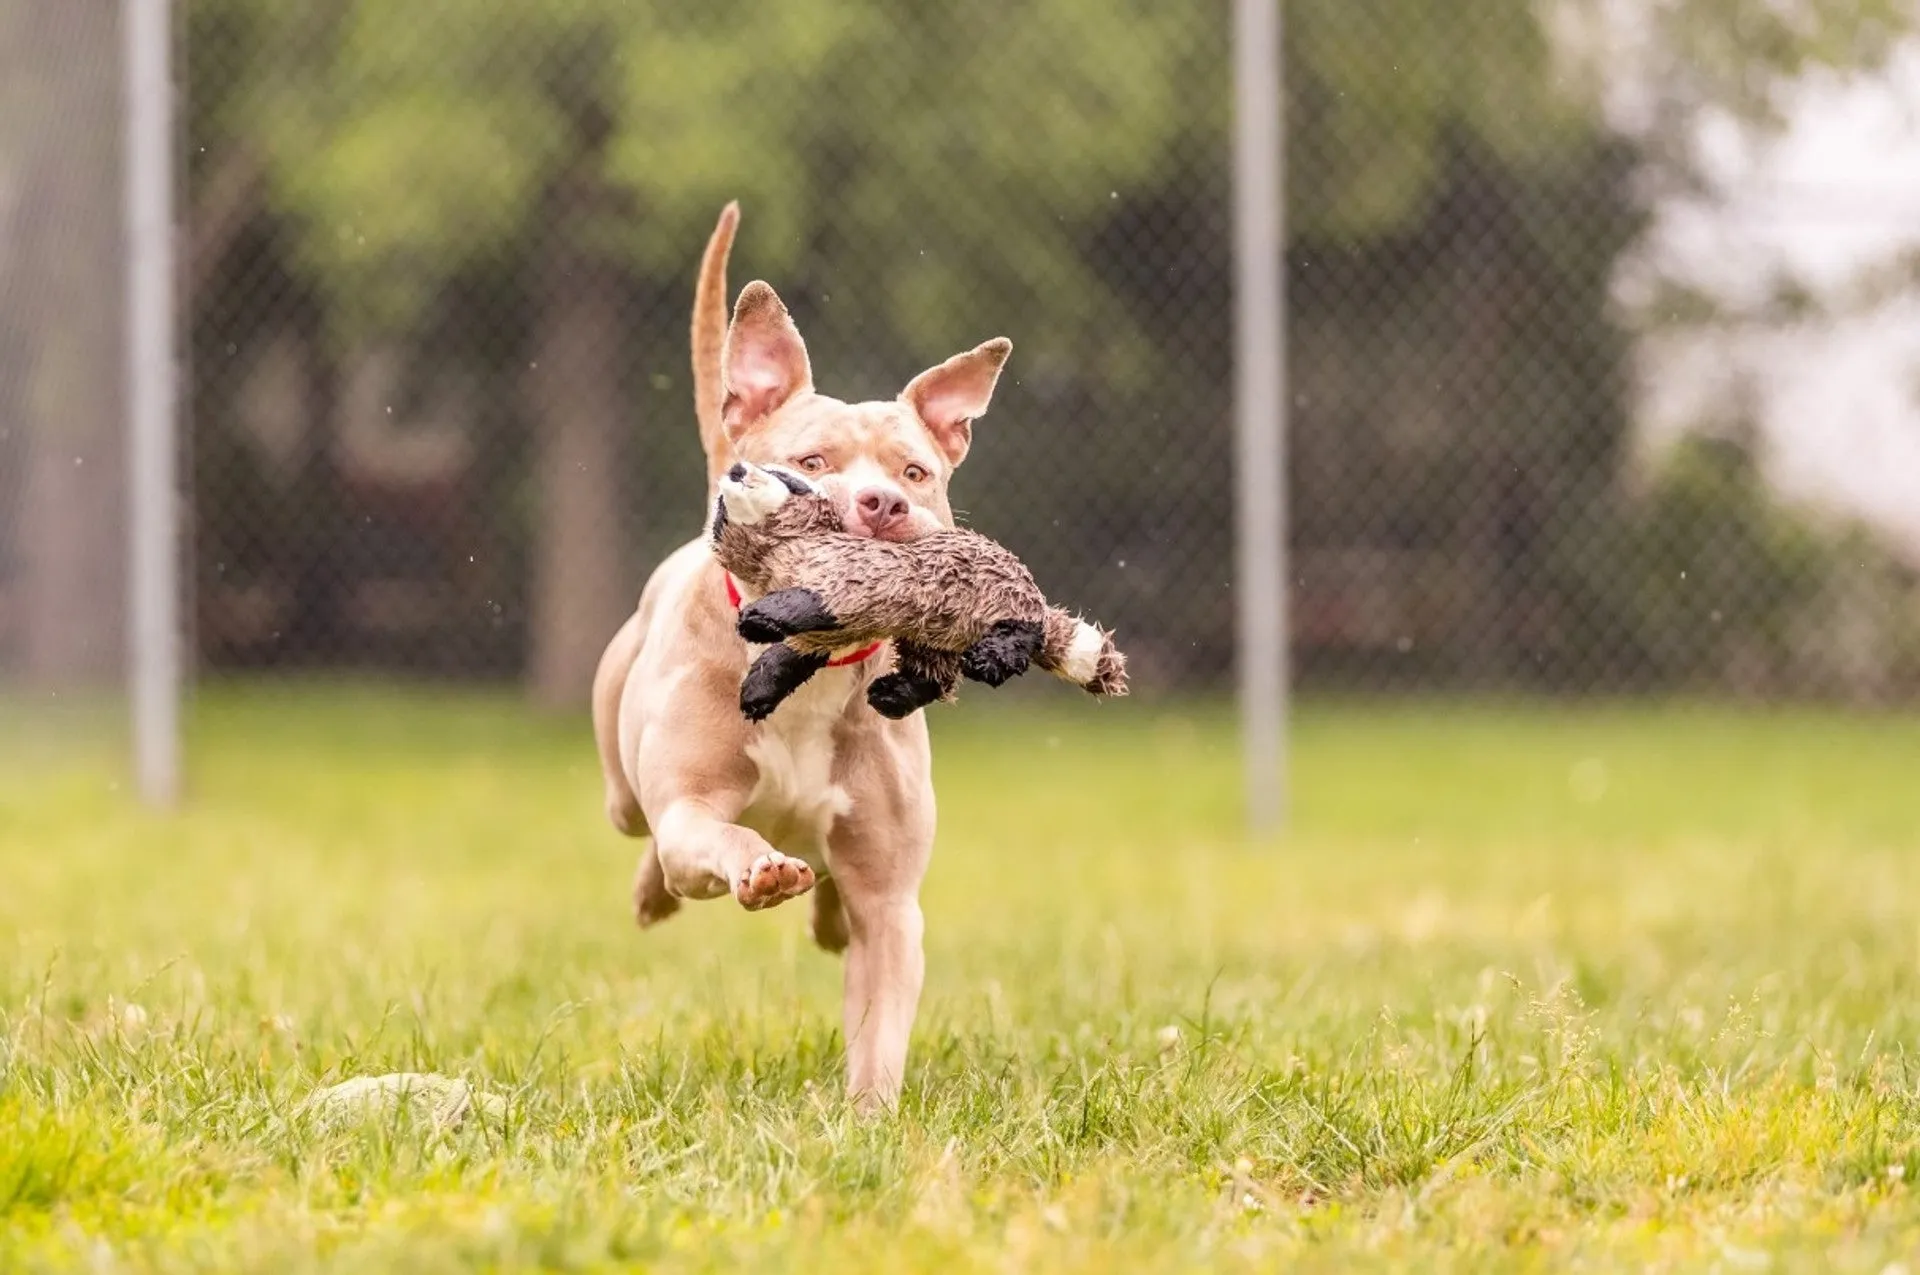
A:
[710,461,846,550]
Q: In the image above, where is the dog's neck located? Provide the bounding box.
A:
[721,569,756,607]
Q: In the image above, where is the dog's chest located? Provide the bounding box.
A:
[740,662,856,859]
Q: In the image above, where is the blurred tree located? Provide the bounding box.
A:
[0,0,127,686]
[191,0,1196,706]
[1554,0,1916,184]
[1625,428,1828,688]
[1275,0,1912,688]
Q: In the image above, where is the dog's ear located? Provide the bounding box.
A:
[723,281,813,443]
[901,338,1011,467]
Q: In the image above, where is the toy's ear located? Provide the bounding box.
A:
[901,338,1011,467]
[723,282,813,445]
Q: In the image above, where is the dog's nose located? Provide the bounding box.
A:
[853,486,910,535]
[727,462,748,482]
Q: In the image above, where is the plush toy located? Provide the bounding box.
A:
[710,462,1128,722]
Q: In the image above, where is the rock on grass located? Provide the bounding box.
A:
[300,1073,505,1130]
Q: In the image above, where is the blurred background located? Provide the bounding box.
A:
[4,0,1920,745]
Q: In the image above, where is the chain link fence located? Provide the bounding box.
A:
[4,0,1918,717]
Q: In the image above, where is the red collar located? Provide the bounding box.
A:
[724,574,884,668]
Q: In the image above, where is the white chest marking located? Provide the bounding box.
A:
[741,660,857,859]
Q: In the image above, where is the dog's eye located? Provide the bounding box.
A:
[797,454,827,474]
[903,464,929,484]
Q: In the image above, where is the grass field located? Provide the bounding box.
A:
[5,687,1920,1271]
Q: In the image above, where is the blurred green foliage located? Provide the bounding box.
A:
[1614,432,1917,695]
[171,0,1920,697]
[202,0,1199,352]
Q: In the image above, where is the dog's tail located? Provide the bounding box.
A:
[695,202,740,491]
[1036,608,1128,698]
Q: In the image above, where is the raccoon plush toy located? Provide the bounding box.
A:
[709,461,1128,723]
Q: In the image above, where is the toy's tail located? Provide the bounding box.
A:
[695,202,740,493]
[1037,609,1128,697]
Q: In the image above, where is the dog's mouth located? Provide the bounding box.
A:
[838,519,920,544]
[728,460,939,542]
[813,481,940,543]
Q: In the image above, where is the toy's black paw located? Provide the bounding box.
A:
[866,671,943,720]
[960,620,1045,687]
[737,587,837,645]
[740,645,829,722]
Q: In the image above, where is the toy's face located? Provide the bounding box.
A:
[711,462,843,543]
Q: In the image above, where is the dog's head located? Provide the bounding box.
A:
[720,281,1010,543]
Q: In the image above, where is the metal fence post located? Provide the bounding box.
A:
[1232,0,1287,832]
[126,0,181,806]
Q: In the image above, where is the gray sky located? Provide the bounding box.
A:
[1628,41,1920,560]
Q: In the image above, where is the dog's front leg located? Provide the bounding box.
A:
[651,796,816,911]
[839,889,925,1112]
[828,736,935,1112]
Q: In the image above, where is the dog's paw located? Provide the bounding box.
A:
[738,588,838,644]
[867,671,940,720]
[631,848,680,929]
[634,880,681,929]
[735,851,815,911]
[960,620,1045,687]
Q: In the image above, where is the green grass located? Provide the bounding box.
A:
[5,688,1920,1271]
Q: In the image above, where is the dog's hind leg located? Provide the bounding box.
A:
[594,611,648,836]
[632,843,680,928]
[810,876,851,953]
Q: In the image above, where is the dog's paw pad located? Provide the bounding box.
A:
[735,851,815,911]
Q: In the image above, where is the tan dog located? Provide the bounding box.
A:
[591,203,1011,1111]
